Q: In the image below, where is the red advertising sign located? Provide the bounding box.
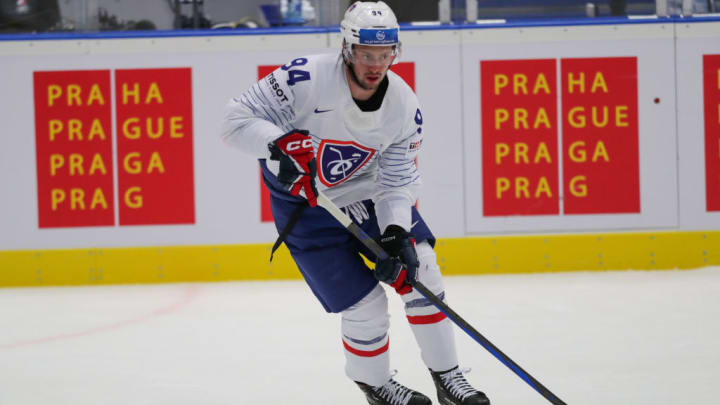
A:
[561,57,640,214]
[256,62,416,222]
[115,68,195,225]
[481,59,559,216]
[390,62,415,91]
[258,65,280,223]
[33,70,115,228]
[704,54,720,211]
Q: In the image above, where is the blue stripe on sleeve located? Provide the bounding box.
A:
[252,85,288,128]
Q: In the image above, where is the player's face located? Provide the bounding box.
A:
[351,45,395,90]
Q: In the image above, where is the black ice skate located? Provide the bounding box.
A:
[356,378,432,405]
[430,366,491,405]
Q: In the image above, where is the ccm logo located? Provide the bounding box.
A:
[286,139,313,151]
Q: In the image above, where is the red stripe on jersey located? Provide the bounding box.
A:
[407,312,447,325]
[342,339,390,357]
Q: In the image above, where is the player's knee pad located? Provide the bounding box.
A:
[401,241,447,317]
[415,241,445,296]
[341,284,390,344]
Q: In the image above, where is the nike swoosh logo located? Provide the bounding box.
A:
[314,108,333,113]
[411,220,419,229]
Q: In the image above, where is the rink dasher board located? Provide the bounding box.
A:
[0,18,719,286]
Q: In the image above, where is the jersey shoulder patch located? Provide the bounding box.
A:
[261,69,295,107]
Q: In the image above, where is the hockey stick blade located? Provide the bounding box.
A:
[316,192,567,405]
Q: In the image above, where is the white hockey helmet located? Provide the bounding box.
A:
[340,1,401,64]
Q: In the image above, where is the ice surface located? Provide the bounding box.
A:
[1,267,719,404]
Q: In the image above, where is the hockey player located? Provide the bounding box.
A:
[222,2,490,404]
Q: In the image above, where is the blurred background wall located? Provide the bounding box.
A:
[2,0,716,34]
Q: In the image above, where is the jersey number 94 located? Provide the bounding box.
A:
[282,58,311,86]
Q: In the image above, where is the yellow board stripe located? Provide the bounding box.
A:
[435,231,720,275]
[1,230,719,287]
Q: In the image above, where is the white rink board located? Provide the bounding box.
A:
[675,20,720,230]
[0,30,468,250]
[0,19,718,252]
[394,29,465,238]
[461,22,678,234]
[0,34,331,250]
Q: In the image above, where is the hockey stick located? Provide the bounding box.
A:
[316,192,567,405]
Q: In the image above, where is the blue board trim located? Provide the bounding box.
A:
[0,26,329,41]
[0,15,718,42]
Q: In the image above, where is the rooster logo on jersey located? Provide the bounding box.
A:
[317,140,375,187]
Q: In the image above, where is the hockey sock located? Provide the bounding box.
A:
[341,284,393,387]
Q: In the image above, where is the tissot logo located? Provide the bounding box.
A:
[316,140,375,187]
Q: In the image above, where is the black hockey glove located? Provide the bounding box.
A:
[374,225,419,295]
[268,129,318,207]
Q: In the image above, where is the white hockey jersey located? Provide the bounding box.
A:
[221,53,424,232]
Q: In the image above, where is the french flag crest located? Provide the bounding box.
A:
[317,140,375,187]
